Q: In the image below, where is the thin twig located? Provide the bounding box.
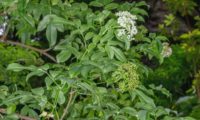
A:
[0,20,57,63]
[0,12,6,16]
[0,108,36,120]
[0,39,57,63]
[60,90,75,120]
[43,47,52,52]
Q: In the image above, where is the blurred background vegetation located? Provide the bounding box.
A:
[0,0,200,119]
[145,0,200,119]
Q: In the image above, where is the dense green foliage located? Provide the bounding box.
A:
[0,0,199,120]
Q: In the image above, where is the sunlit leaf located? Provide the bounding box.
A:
[46,23,57,47]
[56,50,71,63]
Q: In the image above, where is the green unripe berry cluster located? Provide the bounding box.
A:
[112,62,140,92]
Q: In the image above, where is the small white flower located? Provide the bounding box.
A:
[127,35,131,40]
[116,11,138,40]
[0,29,4,36]
[117,29,126,37]
[0,22,7,36]
[116,11,137,20]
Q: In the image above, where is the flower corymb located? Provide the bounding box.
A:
[112,62,140,92]
[161,42,172,58]
[116,11,138,40]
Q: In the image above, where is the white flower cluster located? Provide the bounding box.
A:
[0,23,7,36]
[161,42,172,57]
[116,11,138,40]
[0,16,8,36]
